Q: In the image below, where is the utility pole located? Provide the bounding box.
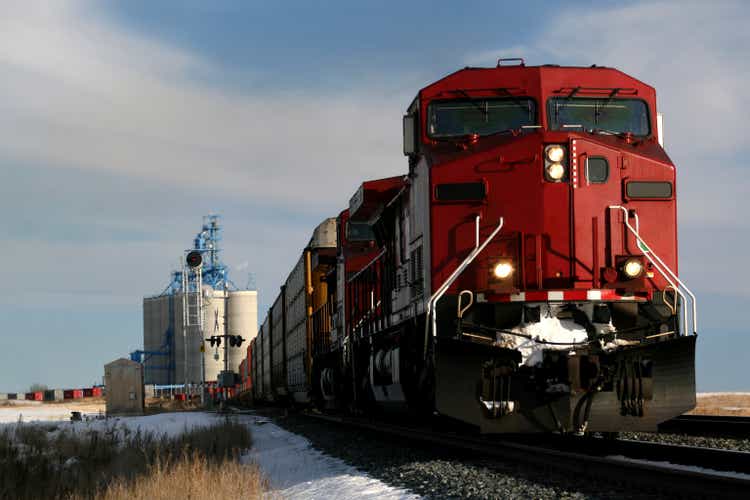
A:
[200,297,206,405]
[223,274,229,399]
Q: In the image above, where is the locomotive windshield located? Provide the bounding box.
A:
[547,97,650,136]
[427,98,537,138]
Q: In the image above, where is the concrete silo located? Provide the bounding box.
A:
[227,290,258,372]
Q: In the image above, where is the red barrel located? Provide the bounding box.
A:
[91,387,103,397]
[73,389,84,399]
[33,391,44,401]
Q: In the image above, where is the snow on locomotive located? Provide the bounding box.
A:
[249,60,697,433]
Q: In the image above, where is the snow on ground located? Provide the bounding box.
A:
[0,406,226,439]
[0,401,104,423]
[243,416,419,500]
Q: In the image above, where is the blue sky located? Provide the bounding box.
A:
[1,0,748,393]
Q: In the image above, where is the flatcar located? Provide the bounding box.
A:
[250,60,697,433]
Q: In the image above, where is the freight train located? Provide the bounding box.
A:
[240,60,697,433]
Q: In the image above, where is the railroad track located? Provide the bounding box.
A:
[303,412,750,498]
[659,414,750,438]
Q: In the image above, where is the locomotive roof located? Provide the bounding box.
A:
[418,64,655,102]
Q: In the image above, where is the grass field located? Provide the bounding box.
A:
[1,415,264,499]
[689,393,750,416]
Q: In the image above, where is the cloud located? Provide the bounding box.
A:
[0,1,417,311]
[0,1,411,211]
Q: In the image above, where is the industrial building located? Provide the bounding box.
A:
[104,358,144,416]
[135,215,257,389]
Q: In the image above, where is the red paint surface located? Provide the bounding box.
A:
[416,65,676,298]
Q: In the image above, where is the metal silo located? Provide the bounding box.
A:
[142,294,174,385]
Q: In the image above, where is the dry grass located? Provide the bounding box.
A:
[688,393,750,416]
[78,451,266,500]
[144,397,202,414]
[1,417,257,499]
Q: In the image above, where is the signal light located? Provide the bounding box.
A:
[229,335,245,347]
[186,250,203,268]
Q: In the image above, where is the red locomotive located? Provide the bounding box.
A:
[249,60,697,433]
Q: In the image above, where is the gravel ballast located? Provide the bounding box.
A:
[623,431,750,452]
[263,411,671,499]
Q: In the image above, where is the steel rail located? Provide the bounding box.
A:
[302,412,750,498]
[659,414,750,438]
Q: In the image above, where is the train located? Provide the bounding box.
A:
[239,60,697,433]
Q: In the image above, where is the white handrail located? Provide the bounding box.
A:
[609,206,697,335]
[424,216,504,359]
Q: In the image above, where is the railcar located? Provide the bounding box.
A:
[251,219,337,404]
[235,343,254,397]
[253,60,697,433]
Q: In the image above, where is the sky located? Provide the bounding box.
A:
[1,0,748,393]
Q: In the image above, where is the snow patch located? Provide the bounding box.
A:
[500,314,591,366]
[0,405,103,424]
[243,417,418,499]
[0,408,223,440]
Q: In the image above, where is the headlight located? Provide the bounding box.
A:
[544,144,567,182]
[546,162,566,180]
[546,145,565,163]
[623,258,643,278]
[493,261,513,279]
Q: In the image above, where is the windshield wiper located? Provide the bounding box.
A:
[449,89,488,118]
[482,126,541,138]
[588,127,635,138]
[435,127,529,144]
[495,87,531,118]
[555,86,581,121]
[590,127,619,135]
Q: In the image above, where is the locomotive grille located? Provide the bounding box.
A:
[410,246,424,298]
